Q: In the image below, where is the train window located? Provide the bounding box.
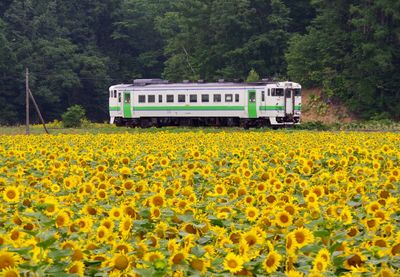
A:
[138,95,145,103]
[271,88,284,97]
[249,91,256,103]
[235,94,240,102]
[214,94,221,102]
[190,94,197,103]
[114,90,117,98]
[158,95,163,103]
[294,89,301,96]
[201,94,209,102]
[124,94,131,103]
[118,93,121,102]
[148,95,155,103]
[268,89,270,96]
[262,91,265,101]
[285,90,291,98]
[178,94,186,103]
[225,94,233,102]
[167,95,174,103]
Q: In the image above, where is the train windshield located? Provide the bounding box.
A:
[294,89,301,96]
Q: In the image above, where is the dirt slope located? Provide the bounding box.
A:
[301,89,355,124]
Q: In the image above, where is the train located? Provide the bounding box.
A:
[109,79,301,128]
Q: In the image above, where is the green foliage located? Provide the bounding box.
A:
[0,0,399,124]
[246,69,260,82]
[286,0,400,120]
[61,105,86,128]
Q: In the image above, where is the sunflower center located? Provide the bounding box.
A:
[317,261,323,271]
[191,259,204,271]
[114,255,129,270]
[0,254,14,269]
[280,214,289,223]
[172,253,185,264]
[295,232,305,244]
[6,190,16,199]
[266,256,275,267]
[347,254,363,267]
[227,259,238,268]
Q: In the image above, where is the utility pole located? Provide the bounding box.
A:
[25,68,49,134]
[29,89,49,134]
[26,68,29,134]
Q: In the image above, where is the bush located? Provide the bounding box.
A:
[61,105,86,128]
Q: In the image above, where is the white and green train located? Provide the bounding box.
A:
[109,79,301,128]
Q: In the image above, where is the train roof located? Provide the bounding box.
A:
[109,79,301,90]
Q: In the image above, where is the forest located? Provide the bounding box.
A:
[0,0,399,124]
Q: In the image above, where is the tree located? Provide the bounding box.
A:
[286,0,400,119]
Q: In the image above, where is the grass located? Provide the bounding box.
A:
[1,119,399,135]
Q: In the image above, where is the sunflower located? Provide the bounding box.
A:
[160,157,170,167]
[55,211,70,228]
[190,258,210,273]
[67,261,85,276]
[143,251,165,263]
[96,226,110,243]
[119,217,132,236]
[243,229,261,247]
[150,194,165,207]
[0,267,20,277]
[112,241,132,254]
[312,256,328,272]
[343,251,366,270]
[223,253,244,274]
[291,227,314,248]
[111,253,131,271]
[275,211,293,228]
[0,251,20,270]
[169,251,188,266]
[285,270,305,277]
[245,206,259,222]
[2,186,20,203]
[263,250,282,273]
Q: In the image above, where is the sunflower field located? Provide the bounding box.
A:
[0,131,399,276]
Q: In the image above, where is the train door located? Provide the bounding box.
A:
[284,89,294,116]
[123,92,132,118]
[248,90,257,118]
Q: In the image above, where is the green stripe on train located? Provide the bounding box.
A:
[111,105,300,112]
[133,106,245,111]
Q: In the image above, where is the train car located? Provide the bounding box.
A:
[109,79,301,128]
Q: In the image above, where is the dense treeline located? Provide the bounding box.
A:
[0,0,398,124]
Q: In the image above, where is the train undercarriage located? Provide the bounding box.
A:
[114,117,299,129]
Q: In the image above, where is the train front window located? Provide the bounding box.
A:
[294,89,301,96]
[271,88,284,97]
[285,90,291,98]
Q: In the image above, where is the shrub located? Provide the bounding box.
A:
[61,105,86,128]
